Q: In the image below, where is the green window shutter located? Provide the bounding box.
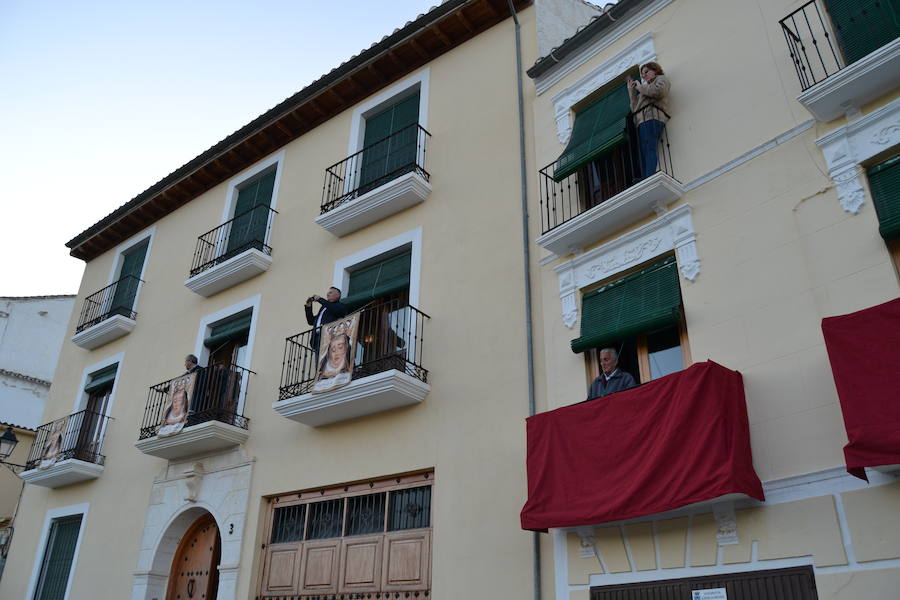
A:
[227,168,276,254]
[109,240,148,315]
[360,93,420,188]
[34,515,83,600]
[825,0,900,65]
[83,364,118,394]
[571,256,682,353]
[553,83,631,181]
[867,155,900,241]
[204,309,253,349]
[342,251,412,310]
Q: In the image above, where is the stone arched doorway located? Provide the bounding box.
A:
[166,513,221,600]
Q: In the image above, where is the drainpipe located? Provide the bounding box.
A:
[505,2,541,600]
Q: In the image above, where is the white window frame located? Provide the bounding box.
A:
[347,68,430,157]
[193,294,261,415]
[220,150,284,248]
[104,226,156,314]
[67,352,124,456]
[332,227,423,309]
[25,502,90,600]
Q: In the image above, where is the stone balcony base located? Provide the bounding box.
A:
[185,248,272,297]
[135,420,249,460]
[21,459,104,488]
[71,314,136,350]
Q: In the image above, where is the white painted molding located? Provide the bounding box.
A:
[553,204,698,328]
[551,32,656,143]
[798,38,900,122]
[315,172,431,237]
[534,0,674,95]
[184,248,272,297]
[273,369,430,427]
[536,171,684,256]
[816,97,900,213]
[70,314,136,350]
[134,420,250,461]
[20,459,104,488]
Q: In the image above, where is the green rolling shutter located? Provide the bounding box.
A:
[342,251,412,310]
[553,83,631,181]
[867,155,900,241]
[360,93,420,188]
[110,240,148,315]
[34,515,83,600]
[204,310,253,348]
[571,256,682,353]
[227,168,276,254]
[825,0,900,65]
[83,364,118,394]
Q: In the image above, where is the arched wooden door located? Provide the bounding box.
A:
[166,513,221,600]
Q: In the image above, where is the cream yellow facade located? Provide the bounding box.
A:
[527,0,900,599]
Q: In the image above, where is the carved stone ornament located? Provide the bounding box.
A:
[552,33,656,144]
[713,501,739,546]
[554,204,699,328]
[576,527,597,559]
[816,98,900,214]
[182,462,205,503]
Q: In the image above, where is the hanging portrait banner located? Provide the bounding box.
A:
[312,311,361,394]
[39,415,70,469]
[158,372,197,437]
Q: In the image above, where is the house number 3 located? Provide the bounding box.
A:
[229,523,234,535]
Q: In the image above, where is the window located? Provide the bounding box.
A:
[109,239,148,318]
[259,472,433,597]
[33,514,83,600]
[866,154,900,277]
[75,365,117,462]
[359,92,420,191]
[825,0,899,65]
[203,309,252,367]
[574,256,690,386]
[226,167,276,257]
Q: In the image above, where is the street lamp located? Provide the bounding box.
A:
[0,426,25,474]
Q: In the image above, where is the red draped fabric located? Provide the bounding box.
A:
[520,361,764,532]
[821,297,900,481]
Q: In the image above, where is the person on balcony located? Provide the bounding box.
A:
[588,348,637,399]
[306,287,349,353]
[629,62,670,179]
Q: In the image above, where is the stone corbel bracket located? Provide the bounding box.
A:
[552,33,656,144]
[182,462,205,503]
[713,501,739,546]
[575,526,598,559]
[816,98,900,214]
[554,204,699,328]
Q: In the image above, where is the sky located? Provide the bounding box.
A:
[0,0,437,297]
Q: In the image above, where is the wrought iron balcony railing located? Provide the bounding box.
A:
[321,124,431,214]
[779,0,898,91]
[75,275,143,333]
[538,104,674,235]
[139,363,252,440]
[279,299,429,400]
[25,409,111,470]
[189,204,277,277]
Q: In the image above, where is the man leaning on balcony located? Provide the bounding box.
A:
[588,348,636,399]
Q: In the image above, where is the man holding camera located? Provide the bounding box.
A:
[305,287,349,354]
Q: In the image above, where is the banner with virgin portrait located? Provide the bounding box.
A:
[158,372,197,437]
[312,311,361,393]
[39,415,70,469]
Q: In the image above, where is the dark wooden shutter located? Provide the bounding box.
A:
[227,168,276,254]
[572,256,681,353]
[110,240,148,315]
[867,155,900,241]
[824,0,900,65]
[591,566,818,600]
[34,515,83,600]
[360,93,420,189]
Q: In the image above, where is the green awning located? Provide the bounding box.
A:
[342,251,411,310]
[204,310,252,348]
[571,256,682,353]
[84,364,118,394]
[867,155,900,242]
[553,83,630,181]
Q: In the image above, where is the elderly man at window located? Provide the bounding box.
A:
[588,348,637,399]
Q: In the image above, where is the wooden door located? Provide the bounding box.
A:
[167,514,221,600]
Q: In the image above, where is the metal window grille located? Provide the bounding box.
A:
[346,493,386,536]
[270,505,306,544]
[388,486,431,531]
[306,498,344,540]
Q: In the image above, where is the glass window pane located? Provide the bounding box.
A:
[388,486,431,531]
[270,505,306,544]
[306,499,344,540]
[346,493,386,536]
[647,326,683,380]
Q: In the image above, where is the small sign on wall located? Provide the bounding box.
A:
[692,589,727,600]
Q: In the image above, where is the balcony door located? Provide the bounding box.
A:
[359,92,420,191]
[203,310,251,416]
[109,240,148,318]
[166,513,220,600]
[226,168,276,257]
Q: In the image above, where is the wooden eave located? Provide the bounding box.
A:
[68,0,532,261]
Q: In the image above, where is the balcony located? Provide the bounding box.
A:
[780,0,900,121]
[135,363,252,460]
[316,124,432,237]
[536,105,683,256]
[520,361,764,531]
[184,204,277,297]
[71,275,141,349]
[20,409,110,488]
[274,300,430,426]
